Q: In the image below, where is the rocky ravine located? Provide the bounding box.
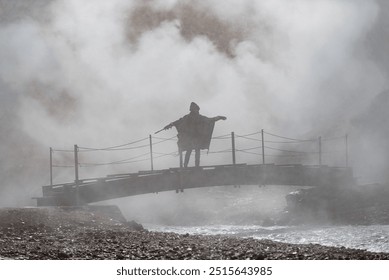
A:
[0,206,388,260]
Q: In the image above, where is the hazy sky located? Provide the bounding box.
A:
[1,0,389,206]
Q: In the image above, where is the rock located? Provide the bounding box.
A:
[57,251,70,259]
[125,220,144,231]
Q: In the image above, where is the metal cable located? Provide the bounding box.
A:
[237,146,261,152]
[80,149,180,167]
[264,153,311,158]
[153,136,177,141]
[235,135,262,142]
[264,146,317,154]
[239,131,261,137]
[153,152,178,159]
[212,134,231,140]
[208,149,232,154]
[153,151,178,156]
[78,137,149,151]
[153,136,177,145]
[80,152,150,167]
[78,137,176,152]
[50,129,346,170]
[52,164,74,168]
[264,131,316,142]
[79,143,151,152]
[52,149,73,153]
[321,136,345,141]
[264,140,313,144]
[238,150,262,156]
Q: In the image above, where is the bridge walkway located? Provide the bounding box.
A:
[36,163,354,206]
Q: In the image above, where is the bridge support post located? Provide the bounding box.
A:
[261,129,265,164]
[74,144,80,205]
[149,135,154,171]
[231,132,236,165]
[74,144,79,184]
[318,136,322,166]
[345,134,348,168]
[49,147,53,187]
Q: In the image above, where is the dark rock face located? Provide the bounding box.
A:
[284,183,389,225]
[1,207,389,260]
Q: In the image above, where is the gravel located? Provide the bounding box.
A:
[0,207,388,260]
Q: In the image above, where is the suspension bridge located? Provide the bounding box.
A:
[35,130,354,206]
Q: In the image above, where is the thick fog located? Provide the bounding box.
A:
[1,0,389,217]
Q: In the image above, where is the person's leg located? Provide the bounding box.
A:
[184,149,192,167]
[179,149,183,168]
[195,148,200,167]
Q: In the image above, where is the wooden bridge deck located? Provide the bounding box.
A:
[35,164,354,206]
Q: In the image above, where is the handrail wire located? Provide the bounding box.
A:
[80,149,180,167]
[78,136,176,152]
[50,130,347,171]
[80,153,178,167]
[153,136,177,141]
[264,146,317,154]
[264,140,314,144]
[264,131,316,142]
[235,135,262,142]
[239,131,261,137]
[153,151,178,156]
[265,153,312,158]
[212,134,231,140]
[236,146,261,152]
[238,150,262,156]
[78,136,149,151]
[80,152,150,167]
[208,148,232,154]
[52,149,73,153]
[238,150,312,158]
[79,143,151,152]
[321,136,345,141]
[153,136,177,146]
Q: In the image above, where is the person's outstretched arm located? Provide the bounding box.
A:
[212,116,227,122]
[164,117,184,130]
[164,123,174,130]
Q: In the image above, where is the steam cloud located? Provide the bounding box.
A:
[1,0,389,207]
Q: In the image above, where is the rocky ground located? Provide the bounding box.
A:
[0,206,388,260]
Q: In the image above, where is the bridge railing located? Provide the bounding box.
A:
[48,130,349,187]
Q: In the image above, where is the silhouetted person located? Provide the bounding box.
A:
[163,102,226,167]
